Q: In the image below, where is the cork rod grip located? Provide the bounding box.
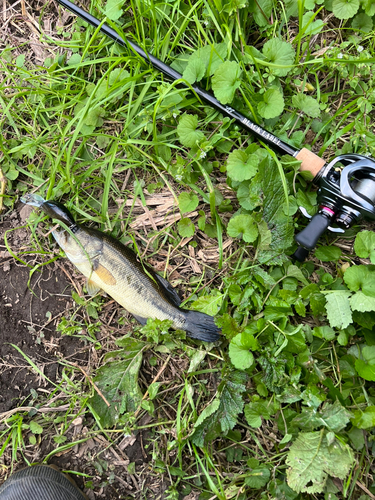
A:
[296,148,326,177]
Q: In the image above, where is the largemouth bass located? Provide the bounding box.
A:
[21,194,220,342]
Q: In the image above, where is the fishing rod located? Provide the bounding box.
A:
[55,0,375,261]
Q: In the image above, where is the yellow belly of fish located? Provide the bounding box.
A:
[72,248,185,329]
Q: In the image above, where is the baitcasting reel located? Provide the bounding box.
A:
[294,154,375,261]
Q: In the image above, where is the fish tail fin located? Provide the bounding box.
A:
[183,310,221,342]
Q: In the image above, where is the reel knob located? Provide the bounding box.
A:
[294,208,334,251]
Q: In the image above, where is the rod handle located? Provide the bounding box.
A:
[296,148,326,177]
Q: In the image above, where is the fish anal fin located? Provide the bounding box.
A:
[154,273,182,307]
[86,279,101,296]
[133,314,148,326]
[95,263,117,285]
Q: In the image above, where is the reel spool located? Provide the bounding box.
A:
[294,154,375,261]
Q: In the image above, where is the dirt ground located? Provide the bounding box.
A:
[1,206,81,409]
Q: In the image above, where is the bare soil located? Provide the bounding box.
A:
[0,203,82,412]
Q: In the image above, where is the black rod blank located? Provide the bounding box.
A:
[56,0,299,157]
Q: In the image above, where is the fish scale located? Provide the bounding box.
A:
[71,229,187,328]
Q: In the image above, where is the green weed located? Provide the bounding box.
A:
[2,0,375,497]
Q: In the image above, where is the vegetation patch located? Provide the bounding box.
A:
[1,0,375,498]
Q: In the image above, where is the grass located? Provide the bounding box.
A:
[1,0,375,498]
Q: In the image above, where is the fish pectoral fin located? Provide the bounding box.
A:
[154,273,182,307]
[132,314,148,326]
[86,279,102,296]
[94,263,117,286]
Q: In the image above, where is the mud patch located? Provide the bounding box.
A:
[0,257,87,412]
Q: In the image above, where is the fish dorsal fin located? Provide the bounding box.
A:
[95,263,117,286]
[154,273,182,307]
[86,279,101,296]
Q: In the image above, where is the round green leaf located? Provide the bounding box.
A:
[227,214,258,243]
[292,94,320,118]
[177,114,204,148]
[105,0,124,20]
[350,291,375,312]
[355,346,375,381]
[183,58,206,84]
[351,406,375,429]
[177,217,195,237]
[355,359,375,381]
[178,192,199,213]
[351,12,373,32]
[245,467,271,489]
[249,0,273,26]
[257,88,285,119]
[244,401,271,428]
[16,54,26,68]
[302,12,324,35]
[262,38,296,76]
[332,0,359,20]
[344,265,375,296]
[30,421,43,435]
[212,61,242,104]
[229,333,255,370]
[354,230,375,261]
[227,150,258,182]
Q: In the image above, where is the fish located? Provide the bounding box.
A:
[21,193,220,342]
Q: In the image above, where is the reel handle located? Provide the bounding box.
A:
[294,212,332,251]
